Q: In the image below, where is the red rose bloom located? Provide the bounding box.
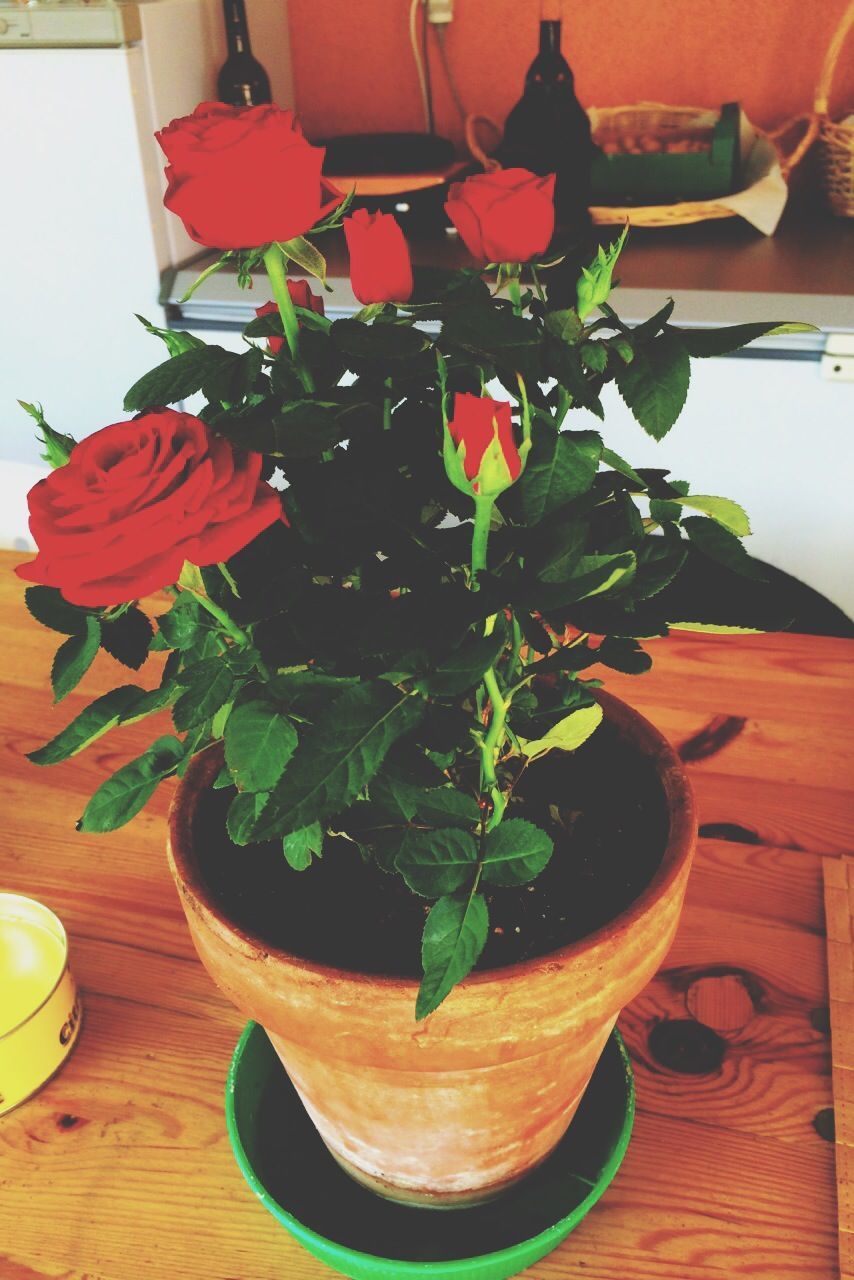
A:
[344,209,414,304]
[16,409,281,607]
[448,393,521,484]
[156,102,342,250]
[445,169,556,264]
[255,281,325,355]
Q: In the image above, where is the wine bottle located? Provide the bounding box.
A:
[497,12,596,229]
[217,0,272,108]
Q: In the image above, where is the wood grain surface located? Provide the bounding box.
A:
[1,552,852,1280]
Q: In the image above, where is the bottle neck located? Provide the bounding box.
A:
[539,19,561,56]
[223,0,251,56]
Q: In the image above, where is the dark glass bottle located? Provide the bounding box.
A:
[217,0,272,108]
[498,17,596,229]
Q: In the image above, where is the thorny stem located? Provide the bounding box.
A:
[179,584,250,648]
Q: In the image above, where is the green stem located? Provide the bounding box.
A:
[262,245,315,394]
[383,377,393,431]
[507,272,523,316]
[180,585,250,648]
[530,265,547,307]
[470,495,494,586]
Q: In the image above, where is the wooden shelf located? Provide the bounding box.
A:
[0,552,851,1279]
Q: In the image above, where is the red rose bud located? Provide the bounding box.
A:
[344,209,414,304]
[255,281,325,354]
[16,408,281,607]
[445,168,556,265]
[444,392,523,499]
[156,102,342,250]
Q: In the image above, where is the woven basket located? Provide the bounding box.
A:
[768,0,854,216]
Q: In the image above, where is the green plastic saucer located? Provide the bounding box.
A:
[225,1022,634,1280]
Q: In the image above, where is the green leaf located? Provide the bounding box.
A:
[227,789,270,845]
[670,621,765,634]
[282,821,324,870]
[482,818,554,887]
[224,700,298,793]
[123,346,232,412]
[201,347,263,405]
[278,237,328,286]
[172,659,236,732]
[421,624,507,696]
[543,342,604,418]
[25,586,91,635]
[670,495,751,537]
[600,447,645,488]
[51,618,101,703]
[595,636,652,674]
[441,305,538,355]
[156,595,207,651]
[396,828,478,897]
[118,680,178,724]
[544,552,636,607]
[250,684,424,841]
[615,330,690,439]
[212,399,351,457]
[370,781,480,831]
[28,685,144,765]
[416,891,489,1020]
[519,702,603,761]
[331,319,429,362]
[100,607,153,670]
[682,516,767,581]
[78,736,184,832]
[580,341,608,373]
[673,321,819,359]
[517,422,602,524]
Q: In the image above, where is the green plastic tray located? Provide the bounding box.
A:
[591,101,741,203]
[225,1021,635,1280]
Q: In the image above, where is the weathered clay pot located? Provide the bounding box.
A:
[167,691,695,1208]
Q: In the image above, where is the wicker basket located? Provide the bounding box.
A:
[769,0,854,216]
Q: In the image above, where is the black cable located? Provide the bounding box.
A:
[422,1,435,135]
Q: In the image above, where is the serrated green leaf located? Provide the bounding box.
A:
[416,891,489,1020]
[100,607,153,670]
[249,684,424,841]
[517,422,602,524]
[396,828,478,897]
[28,685,144,765]
[156,595,207,651]
[682,516,767,581]
[580,341,608,373]
[671,495,751,537]
[600,447,645,487]
[482,818,554,887]
[278,237,328,286]
[135,314,206,356]
[421,624,507,697]
[51,618,101,703]
[118,680,178,724]
[283,821,323,870]
[331,318,428,362]
[519,702,603,761]
[615,330,690,439]
[224,700,298,793]
[25,586,91,635]
[670,621,765,634]
[78,736,184,832]
[674,321,818,359]
[123,346,231,412]
[172,660,235,732]
[227,789,270,845]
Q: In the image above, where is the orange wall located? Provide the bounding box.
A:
[286,0,854,150]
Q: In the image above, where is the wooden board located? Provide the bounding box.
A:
[825,856,854,1280]
[1,554,852,1280]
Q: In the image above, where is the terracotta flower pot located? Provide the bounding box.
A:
[167,691,696,1208]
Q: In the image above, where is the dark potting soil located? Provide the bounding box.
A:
[192,721,669,976]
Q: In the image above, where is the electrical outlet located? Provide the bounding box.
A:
[427,0,454,23]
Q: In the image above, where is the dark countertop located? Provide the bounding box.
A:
[164,203,854,339]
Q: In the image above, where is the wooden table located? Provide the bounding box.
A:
[1,551,852,1280]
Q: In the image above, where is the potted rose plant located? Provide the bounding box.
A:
[17,103,809,1222]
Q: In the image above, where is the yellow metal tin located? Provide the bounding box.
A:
[0,893,81,1116]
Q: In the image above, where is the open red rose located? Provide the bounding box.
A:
[156,102,342,250]
[446,392,521,496]
[16,409,281,607]
[445,169,556,264]
[255,281,325,355]
[344,209,414,304]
